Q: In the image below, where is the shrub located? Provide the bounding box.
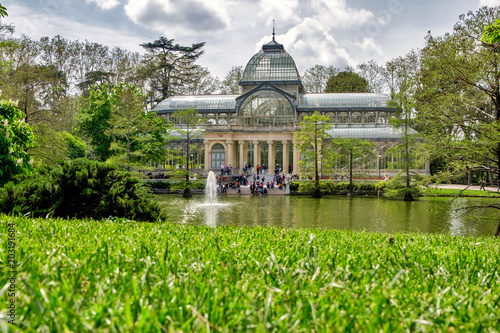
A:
[0,158,163,221]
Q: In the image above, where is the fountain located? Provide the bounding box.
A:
[205,171,218,204]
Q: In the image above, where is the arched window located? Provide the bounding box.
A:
[338,112,348,123]
[238,90,293,126]
[211,143,225,169]
[351,112,362,123]
[365,112,375,123]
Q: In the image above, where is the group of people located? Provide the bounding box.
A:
[220,164,232,175]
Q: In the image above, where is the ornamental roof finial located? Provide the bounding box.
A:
[272,20,275,41]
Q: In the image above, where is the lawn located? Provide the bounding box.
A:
[2,215,500,332]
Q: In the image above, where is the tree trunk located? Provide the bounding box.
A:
[347,147,353,197]
[495,220,500,237]
[313,124,322,198]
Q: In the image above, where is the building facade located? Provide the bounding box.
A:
[154,36,428,177]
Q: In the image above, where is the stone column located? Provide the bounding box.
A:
[238,140,245,174]
[292,139,300,175]
[253,140,260,173]
[226,140,234,173]
[267,140,275,173]
[204,140,210,172]
[282,140,289,174]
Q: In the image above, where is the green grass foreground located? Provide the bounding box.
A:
[2,216,500,332]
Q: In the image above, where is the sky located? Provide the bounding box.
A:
[3,0,500,79]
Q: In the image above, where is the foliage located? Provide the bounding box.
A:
[220,66,243,94]
[0,158,163,221]
[6,215,500,331]
[0,100,36,185]
[140,37,205,107]
[59,131,87,160]
[383,170,423,198]
[170,108,205,196]
[325,70,369,93]
[301,65,338,93]
[297,180,385,194]
[78,84,114,161]
[481,18,500,44]
[416,7,500,185]
[329,138,377,195]
[105,83,168,171]
[296,111,332,196]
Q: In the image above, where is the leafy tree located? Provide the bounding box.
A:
[220,66,243,94]
[296,111,332,198]
[416,7,500,187]
[106,83,168,171]
[302,65,338,93]
[140,37,205,107]
[325,70,370,93]
[0,158,163,221]
[330,138,376,196]
[482,18,500,44]
[386,51,420,201]
[357,60,386,93]
[171,108,205,198]
[78,84,114,161]
[0,100,36,185]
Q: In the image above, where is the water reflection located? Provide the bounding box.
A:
[155,195,498,237]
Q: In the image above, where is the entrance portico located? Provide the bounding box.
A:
[204,131,294,174]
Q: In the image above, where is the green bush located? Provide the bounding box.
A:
[296,180,385,194]
[0,158,163,221]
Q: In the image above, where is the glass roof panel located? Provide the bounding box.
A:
[241,50,301,82]
[299,93,391,108]
[327,124,418,140]
[153,95,238,112]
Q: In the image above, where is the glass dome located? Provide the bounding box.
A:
[240,40,301,83]
[238,90,294,125]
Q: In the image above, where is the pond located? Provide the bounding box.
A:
[154,194,499,237]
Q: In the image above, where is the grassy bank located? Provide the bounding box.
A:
[2,216,500,332]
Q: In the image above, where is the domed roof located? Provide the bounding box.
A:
[240,37,301,84]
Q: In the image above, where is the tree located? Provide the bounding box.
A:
[220,66,243,94]
[482,18,500,44]
[140,37,205,107]
[0,158,163,221]
[296,111,331,198]
[330,138,376,196]
[78,84,114,161]
[415,7,500,234]
[416,7,500,182]
[171,108,205,198]
[302,65,338,93]
[106,83,168,171]
[0,100,36,185]
[386,51,420,201]
[325,70,370,93]
[357,60,386,93]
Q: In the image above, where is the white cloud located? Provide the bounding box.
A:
[124,0,231,36]
[86,0,121,10]
[479,0,500,6]
[8,3,147,52]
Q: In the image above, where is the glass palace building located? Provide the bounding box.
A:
[154,36,429,177]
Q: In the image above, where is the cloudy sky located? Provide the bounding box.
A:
[3,0,499,79]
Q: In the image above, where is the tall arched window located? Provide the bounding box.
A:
[211,143,225,169]
[238,90,294,125]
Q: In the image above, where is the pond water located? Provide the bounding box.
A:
[154,195,499,237]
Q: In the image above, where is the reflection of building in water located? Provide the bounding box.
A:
[154,35,429,177]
